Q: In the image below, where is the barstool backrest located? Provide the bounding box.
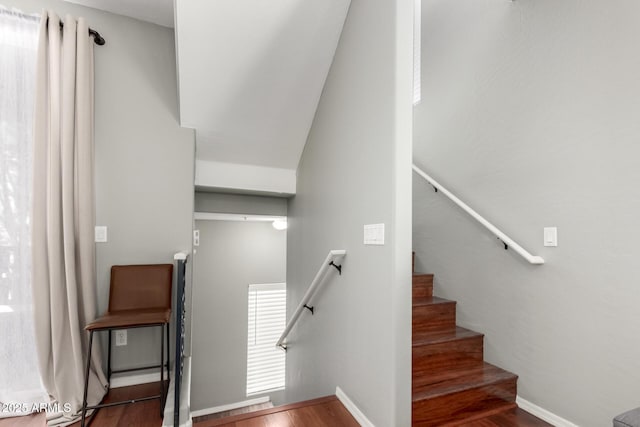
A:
[108,264,173,313]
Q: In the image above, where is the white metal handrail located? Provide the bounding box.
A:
[412,164,544,265]
[277,249,346,350]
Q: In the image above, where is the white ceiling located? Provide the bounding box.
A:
[64,0,174,28]
[64,0,350,194]
[176,0,350,171]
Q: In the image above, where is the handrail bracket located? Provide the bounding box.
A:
[498,238,508,250]
[303,304,314,315]
[329,260,342,275]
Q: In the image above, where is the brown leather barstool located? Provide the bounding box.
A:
[81,264,173,426]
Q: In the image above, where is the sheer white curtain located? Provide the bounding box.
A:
[0,7,48,411]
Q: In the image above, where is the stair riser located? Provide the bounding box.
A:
[412,252,415,273]
[412,379,517,426]
[412,275,433,298]
[413,303,456,334]
[412,336,484,377]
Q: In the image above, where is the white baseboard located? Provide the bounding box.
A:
[190,396,271,419]
[110,369,169,388]
[517,396,580,427]
[335,387,375,427]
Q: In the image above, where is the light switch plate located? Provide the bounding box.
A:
[94,226,107,243]
[364,223,385,245]
[544,227,558,247]
[193,230,200,246]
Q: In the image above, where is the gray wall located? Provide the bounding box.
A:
[285,0,413,425]
[191,220,286,411]
[195,192,287,216]
[413,1,640,426]
[12,0,195,370]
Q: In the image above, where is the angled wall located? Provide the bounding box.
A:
[285,0,413,425]
[413,1,640,426]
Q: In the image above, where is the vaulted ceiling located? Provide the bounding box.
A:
[64,0,351,195]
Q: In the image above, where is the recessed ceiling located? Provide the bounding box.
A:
[64,0,174,28]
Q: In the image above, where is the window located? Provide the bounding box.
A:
[0,8,47,406]
[413,0,422,105]
[246,283,286,396]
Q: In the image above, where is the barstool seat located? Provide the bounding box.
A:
[85,308,171,330]
[81,264,173,426]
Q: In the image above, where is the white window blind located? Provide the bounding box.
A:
[247,283,286,396]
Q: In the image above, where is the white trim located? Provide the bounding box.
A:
[174,252,188,261]
[335,387,375,427]
[163,417,192,427]
[516,396,580,427]
[195,160,296,195]
[248,282,286,292]
[110,369,169,388]
[190,396,271,418]
[194,212,286,222]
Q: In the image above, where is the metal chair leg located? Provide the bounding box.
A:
[107,329,112,383]
[81,331,94,427]
[165,322,170,382]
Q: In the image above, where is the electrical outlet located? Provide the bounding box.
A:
[115,330,127,346]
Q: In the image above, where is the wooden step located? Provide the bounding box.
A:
[192,401,274,424]
[194,395,358,427]
[413,297,456,335]
[455,407,554,426]
[412,251,415,273]
[412,363,518,427]
[412,273,433,298]
[413,326,484,376]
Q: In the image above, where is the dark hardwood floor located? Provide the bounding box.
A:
[193,396,359,427]
[69,382,165,427]
[53,381,551,427]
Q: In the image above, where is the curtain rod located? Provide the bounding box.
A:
[59,21,105,46]
[0,8,105,46]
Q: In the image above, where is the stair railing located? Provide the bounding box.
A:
[277,249,346,350]
[412,164,544,265]
[173,252,189,427]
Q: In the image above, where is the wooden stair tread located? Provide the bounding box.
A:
[413,362,517,401]
[413,326,483,347]
[194,396,355,427]
[413,296,454,307]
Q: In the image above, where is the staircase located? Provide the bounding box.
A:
[412,257,519,425]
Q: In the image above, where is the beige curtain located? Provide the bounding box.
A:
[32,11,107,424]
